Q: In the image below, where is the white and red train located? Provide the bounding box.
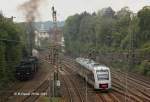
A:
[76,58,111,90]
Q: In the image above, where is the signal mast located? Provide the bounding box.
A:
[50,5,61,97]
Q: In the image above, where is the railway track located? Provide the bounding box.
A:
[5,56,53,102]
[61,74,73,102]
[116,70,150,89]
[63,59,120,102]
[112,77,150,102]
[112,71,150,101]
[96,94,107,102]
[112,85,142,102]
[61,66,84,102]
[22,80,49,102]
[107,93,120,102]
[1,58,46,102]
[63,56,150,102]
[129,72,150,85]
[0,82,26,102]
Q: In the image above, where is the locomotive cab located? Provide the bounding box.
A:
[93,67,111,90]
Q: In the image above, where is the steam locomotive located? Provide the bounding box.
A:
[15,49,39,81]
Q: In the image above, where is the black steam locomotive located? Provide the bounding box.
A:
[15,56,39,81]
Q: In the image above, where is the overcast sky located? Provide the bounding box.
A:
[0,0,150,22]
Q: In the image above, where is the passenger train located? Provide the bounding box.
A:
[75,58,111,90]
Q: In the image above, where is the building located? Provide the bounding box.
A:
[35,24,50,47]
[35,23,64,50]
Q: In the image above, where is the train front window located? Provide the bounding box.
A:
[96,70,109,80]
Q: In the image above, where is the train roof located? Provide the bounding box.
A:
[76,57,110,71]
[93,65,110,70]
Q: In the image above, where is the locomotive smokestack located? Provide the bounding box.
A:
[18,0,47,56]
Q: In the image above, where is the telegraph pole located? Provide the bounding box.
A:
[130,14,135,70]
[125,13,135,101]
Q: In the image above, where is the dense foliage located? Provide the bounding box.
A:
[0,14,27,89]
[63,6,150,76]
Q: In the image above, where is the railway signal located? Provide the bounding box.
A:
[49,5,61,97]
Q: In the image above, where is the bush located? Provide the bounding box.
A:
[138,60,150,76]
[147,71,150,76]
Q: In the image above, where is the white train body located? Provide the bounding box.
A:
[76,58,111,90]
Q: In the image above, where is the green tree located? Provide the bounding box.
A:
[0,14,27,89]
[137,6,150,46]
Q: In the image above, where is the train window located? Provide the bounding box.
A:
[96,70,109,80]
[97,74,109,80]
